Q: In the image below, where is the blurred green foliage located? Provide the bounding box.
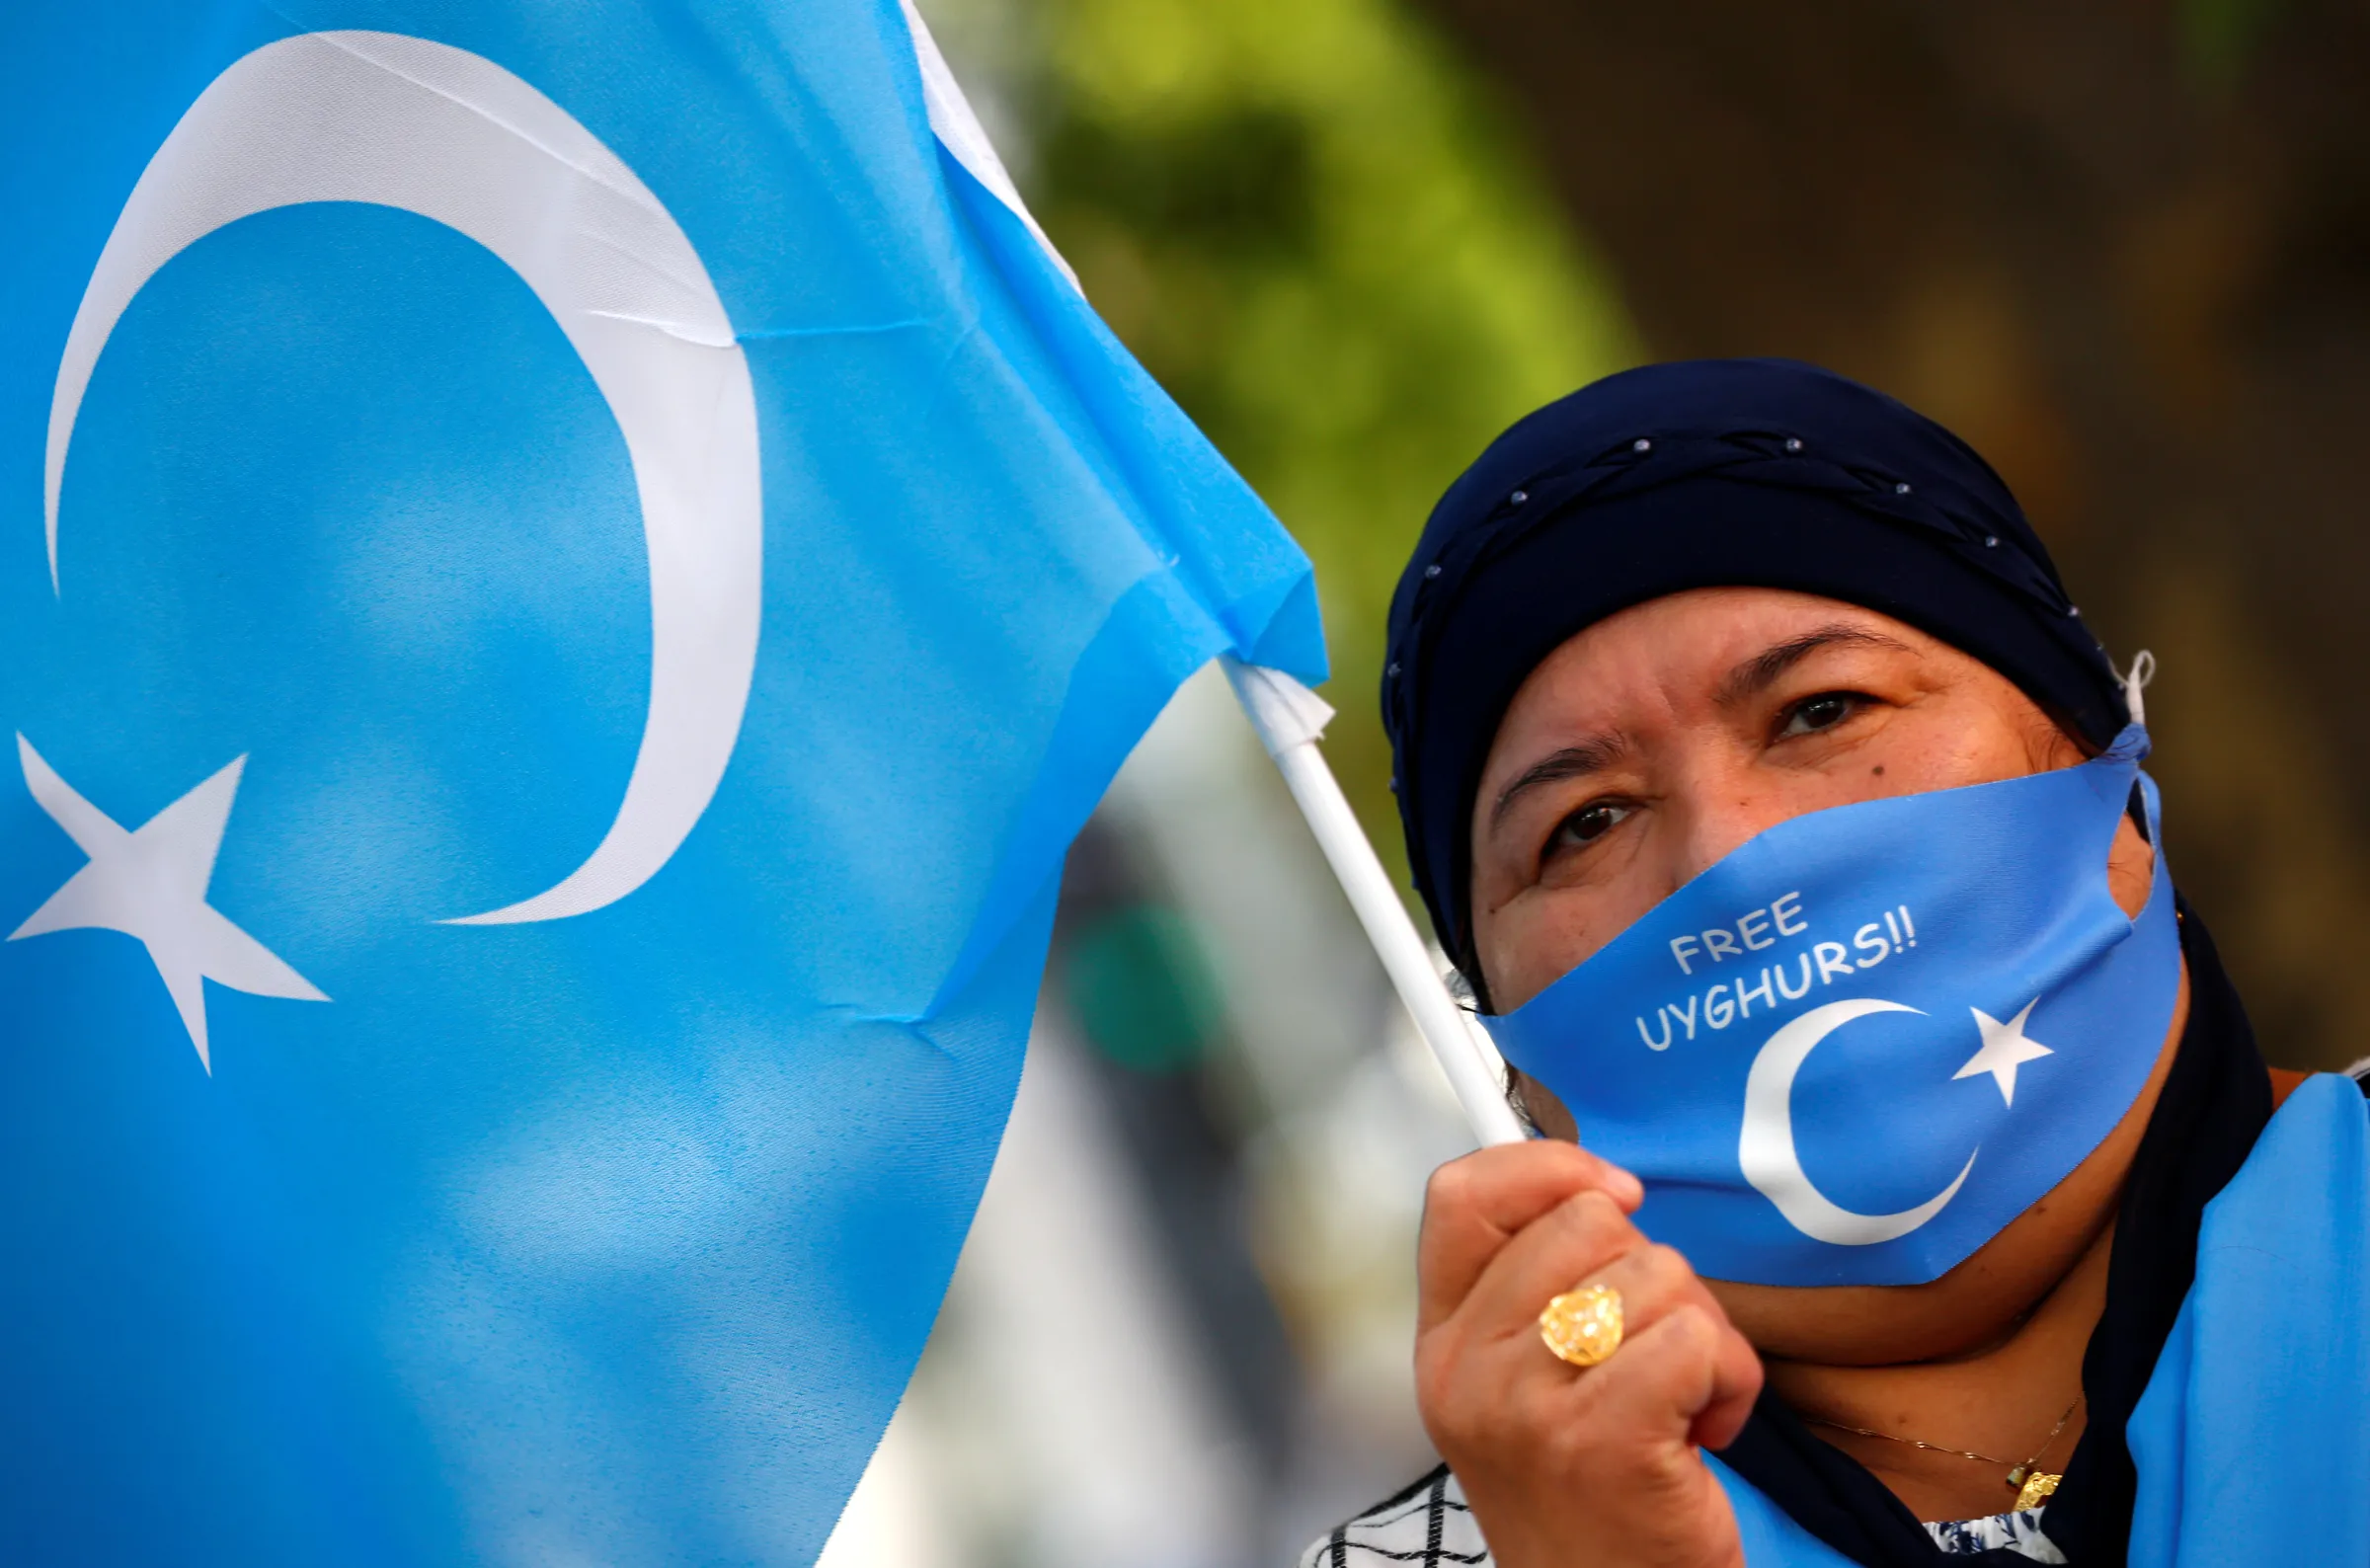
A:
[1064,904,1226,1073]
[933,0,1635,889]
[2178,0,2287,90]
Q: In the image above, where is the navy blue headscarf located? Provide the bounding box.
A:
[1382,358,2127,983]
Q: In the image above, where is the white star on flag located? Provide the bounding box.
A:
[9,735,327,1072]
[1954,998,2054,1107]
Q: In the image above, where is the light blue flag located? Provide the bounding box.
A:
[0,6,1323,1564]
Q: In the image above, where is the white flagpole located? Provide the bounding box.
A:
[1223,658,1528,1147]
[888,13,1522,1149]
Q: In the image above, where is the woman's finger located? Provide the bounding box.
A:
[1594,1251,1764,1449]
[1688,1315,1767,1450]
[1484,1233,1759,1420]
[1573,1303,1755,1447]
[1452,1186,1644,1344]
[1418,1143,1643,1326]
[1568,1242,1700,1343]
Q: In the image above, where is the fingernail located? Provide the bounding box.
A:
[1611,1166,1644,1207]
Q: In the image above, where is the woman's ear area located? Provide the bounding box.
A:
[2018,697,2096,773]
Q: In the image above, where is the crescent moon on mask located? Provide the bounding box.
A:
[1738,998,1977,1245]
[43,30,761,925]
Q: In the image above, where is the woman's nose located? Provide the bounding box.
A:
[1667,777,1796,886]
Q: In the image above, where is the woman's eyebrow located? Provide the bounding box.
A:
[1716,624,1912,708]
[1489,732,1629,829]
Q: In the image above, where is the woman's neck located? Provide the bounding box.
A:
[1763,1216,2113,1523]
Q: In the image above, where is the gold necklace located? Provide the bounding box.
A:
[1799,1396,2083,1513]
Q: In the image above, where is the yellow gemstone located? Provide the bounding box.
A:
[1539,1284,1624,1368]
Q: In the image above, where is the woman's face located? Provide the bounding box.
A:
[1465,586,2170,1362]
[1470,587,2123,1011]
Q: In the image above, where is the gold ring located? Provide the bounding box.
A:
[1539,1283,1623,1368]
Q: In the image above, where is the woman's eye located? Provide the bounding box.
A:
[1549,801,1633,853]
[1779,692,1859,739]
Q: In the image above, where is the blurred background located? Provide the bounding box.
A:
[827,1,2370,1562]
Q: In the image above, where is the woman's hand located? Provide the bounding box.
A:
[1415,1141,1764,1568]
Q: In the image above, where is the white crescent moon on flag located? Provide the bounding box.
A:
[42,30,762,926]
[1738,998,1978,1245]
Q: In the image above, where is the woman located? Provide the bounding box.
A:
[1303,360,2370,1567]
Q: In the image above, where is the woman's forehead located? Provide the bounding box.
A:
[1494,588,1935,734]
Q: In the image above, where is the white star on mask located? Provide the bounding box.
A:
[1954,998,2054,1107]
[9,735,327,1072]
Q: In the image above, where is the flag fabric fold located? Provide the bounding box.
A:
[0,2,1322,1562]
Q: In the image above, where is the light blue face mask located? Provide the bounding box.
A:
[1480,724,2180,1287]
